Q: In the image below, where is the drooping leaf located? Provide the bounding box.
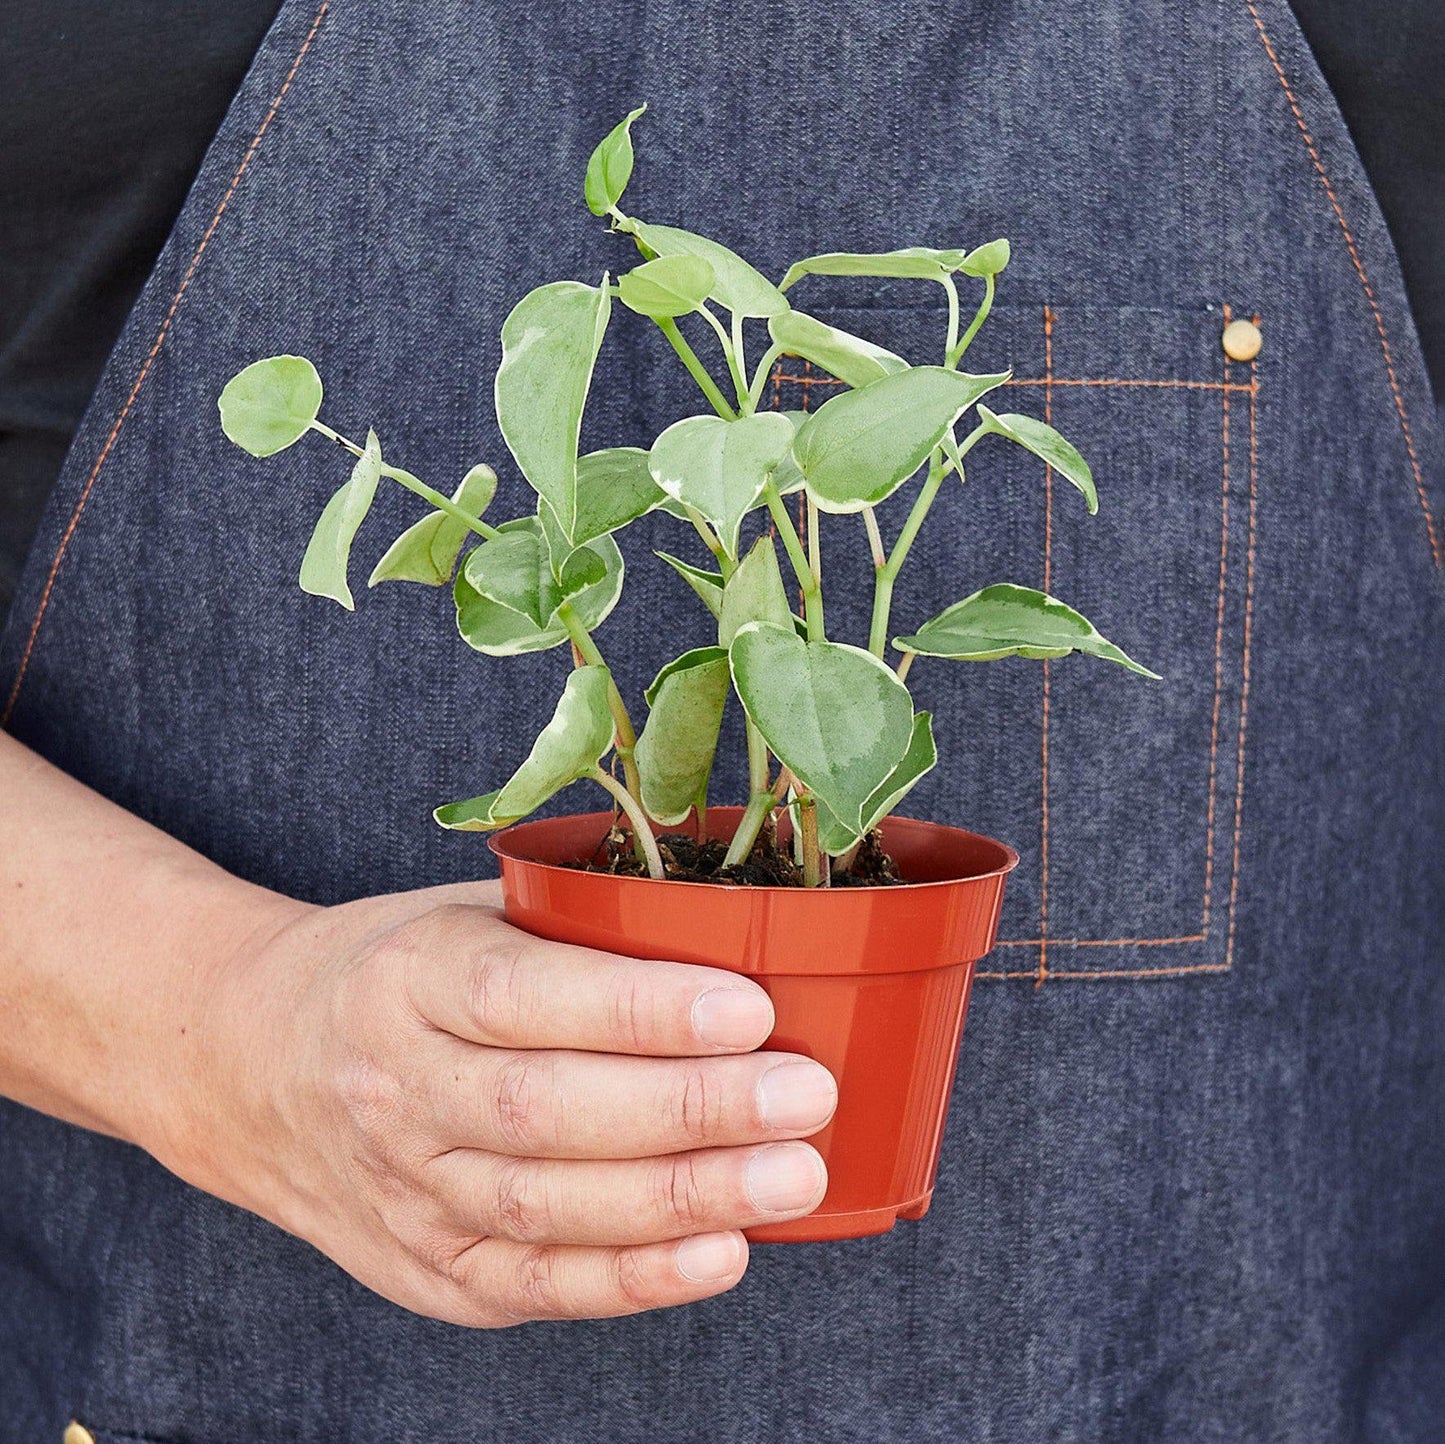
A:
[768,410,810,495]
[494,279,611,543]
[298,429,382,609]
[218,355,323,457]
[793,366,1010,513]
[571,447,671,546]
[368,463,498,587]
[635,647,731,825]
[623,221,788,317]
[434,666,616,830]
[656,550,725,619]
[648,411,796,556]
[454,519,623,656]
[894,583,1160,677]
[584,104,646,217]
[767,311,908,390]
[729,623,915,835]
[815,712,937,855]
[959,238,1010,277]
[976,405,1096,513]
[779,247,967,291]
[718,535,794,646]
[618,255,715,319]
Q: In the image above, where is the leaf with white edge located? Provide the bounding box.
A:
[794,366,1010,513]
[779,247,967,291]
[894,583,1160,677]
[767,410,809,496]
[976,405,1096,513]
[494,279,611,543]
[618,255,715,319]
[584,104,646,217]
[623,220,788,317]
[455,519,622,656]
[635,647,731,825]
[656,550,725,619]
[299,429,382,609]
[572,447,670,546]
[648,411,795,557]
[959,238,1010,277]
[767,311,909,390]
[729,623,915,835]
[719,535,794,646]
[218,355,323,457]
[368,463,497,587]
[815,712,937,855]
[462,515,614,627]
[435,666,616,830]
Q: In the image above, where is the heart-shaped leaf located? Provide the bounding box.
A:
[719,536,794,646]
[618,255,716,319]
[815,711,937,854]
[635,647,731,825]
[218,355,323,457]
[584,104,646,217]
[435,666,616,830]
[624,221,788,317]
[571,447,671,547]
[959,238,1010,277]
[368,463,498,588]
[976,405,1096,513]
[894,583,1160,677]
[494,279,611,543]
[298,429,382,609]
[455,519,623,656]
[767,311,909,390]
[648,411,796,557]
[729,624,915,835]
[793,366,1010,513]
[656,550,725,619]
[779,247,967,291]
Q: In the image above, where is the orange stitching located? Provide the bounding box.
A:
[1201,307,1234,929]
[1038,305,1055,988]
[1244,0,1440,567]
[1225,365,1260,967]
[1,1,333,728]
[1009,378,1252,392]
[995,933,1208,949]
[977,962,1231,982]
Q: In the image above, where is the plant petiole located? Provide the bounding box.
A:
[590,768,665,880]
[763,480,824,640]
[656,317,738,420]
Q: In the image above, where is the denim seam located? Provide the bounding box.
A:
[1243,0,1441,568]
[0,0,334,727]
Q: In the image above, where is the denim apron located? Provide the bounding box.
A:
[2,0,1442,1438]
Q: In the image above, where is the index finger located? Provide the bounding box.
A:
[398,904,776,1057]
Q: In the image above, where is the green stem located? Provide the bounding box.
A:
[764,482,824,640]
[682,505,727,566]
[797,796,826,886]
[747,343,784,412]
[699,306,749,411]
[309,421,501,541]
[942,274,961,359]
[557,603,642,803]
[590,769,665,880]
[862,506,886,569]
[722,787,775,869]
[656,318,737,420]
[949,273,995,367]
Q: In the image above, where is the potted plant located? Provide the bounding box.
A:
[217,107,1157,1242]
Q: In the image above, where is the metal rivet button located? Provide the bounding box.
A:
[1222,318,1262,362]
[64,1425,96,1444]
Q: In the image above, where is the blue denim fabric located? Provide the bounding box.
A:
[1,0,1442,1439]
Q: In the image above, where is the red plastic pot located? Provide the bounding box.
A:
[489,807,1017,1243]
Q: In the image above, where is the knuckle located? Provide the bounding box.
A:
[667,1064,725,1146]
[613,1247,668,1313]
[512,1244,567,1318]
[491,1051,557,1154]
[465,940,536,1042]
[332,1055,408,1156]
[607,971,656,1053]
[488,1157,553,1243]
[653,1153,709,1232]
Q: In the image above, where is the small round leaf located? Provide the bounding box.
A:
[218,355,323,457]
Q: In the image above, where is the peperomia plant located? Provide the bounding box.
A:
[218,105,1158,888]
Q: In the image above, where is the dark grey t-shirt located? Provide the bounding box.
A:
[0,0,1440,623]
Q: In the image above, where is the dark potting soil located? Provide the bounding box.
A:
[572,823,905,888]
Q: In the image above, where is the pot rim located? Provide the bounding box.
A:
[487,808,1020,893]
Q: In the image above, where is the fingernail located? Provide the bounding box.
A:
[675,1231,744,1282]
[691,987,774,1048]
[756,1060,838,1131]
[746,1143,828,1213]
